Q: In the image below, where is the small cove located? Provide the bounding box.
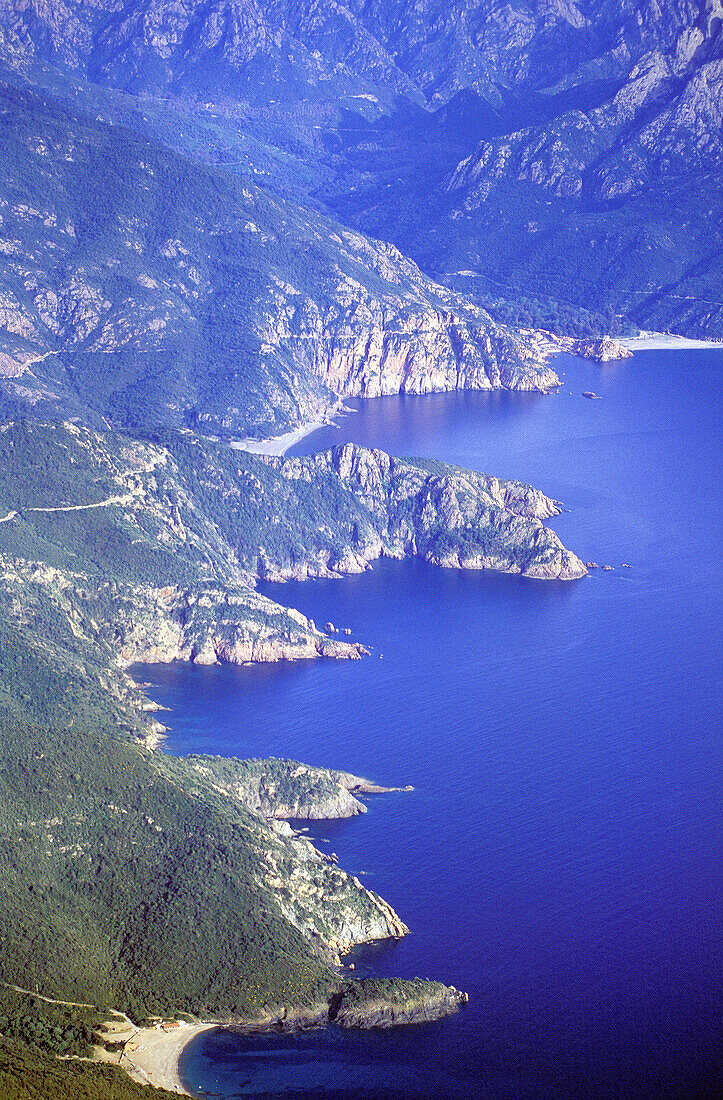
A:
[137,350,722,1098]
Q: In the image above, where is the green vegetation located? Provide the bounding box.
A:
[0,76,537,440]
[0,988,103,1058]
[0,424,436,1032]
[338,978,451,1007]
[439,280,639,340]
[0,618,337,1019]
[1,420,515,1057]
[0,422,573,602]
[185,755,370,818]
[0,1037,179,1100]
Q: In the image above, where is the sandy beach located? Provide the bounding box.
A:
[230,420,327,456]
[619,331,723,351]
[97,1018,218,1095]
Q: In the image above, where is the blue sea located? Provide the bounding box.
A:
[136,350,722,1098]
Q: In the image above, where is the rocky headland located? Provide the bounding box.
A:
[0,425,587,688]
[264,444,587,582]
[225,978,467,1035]
[565,337,634,362]
[186,755,408,820]
[329,979,468,1029]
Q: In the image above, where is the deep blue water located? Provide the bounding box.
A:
[137,350,721,1098]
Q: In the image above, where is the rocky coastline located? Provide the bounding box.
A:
[112,981,468,1095]
[224,979,468,1035]
[186,755,412,820]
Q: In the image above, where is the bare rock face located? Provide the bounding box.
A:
[186,755,405,820]
[567,336,634,361]
[276,444,587,581]
[447,6,723,210]
[263,257,559,402]
[259,823,409,956]
[110,584,367,667]
[329,979,468,1029]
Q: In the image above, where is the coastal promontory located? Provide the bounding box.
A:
[0,424,586,675]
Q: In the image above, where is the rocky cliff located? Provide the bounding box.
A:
[258,818,409,958]
[447,8,722,207]
[329,979,468,1029]
[0,79,555,438]
[226,977,468,1032]
[186,755,403,820]
[268,444,587,581]
[0,427,587,637]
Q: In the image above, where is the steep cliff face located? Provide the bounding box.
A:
[272,445,587,581]
[447,11,722,206]
[258,819,409,956]
[0,426,587,613]
[329,979,468,1028]
[0,82,554,435]
[258,233,558,404]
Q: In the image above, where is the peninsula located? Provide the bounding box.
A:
[0,415,584,1095]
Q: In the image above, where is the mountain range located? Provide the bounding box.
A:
[0,0,720,436]
[0,4,719,1096]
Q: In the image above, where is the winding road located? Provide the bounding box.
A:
[0,488,143,524]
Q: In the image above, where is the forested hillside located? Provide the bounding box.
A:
[0,3,717,1093]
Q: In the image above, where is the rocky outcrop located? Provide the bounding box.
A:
[226,979,467,1033]
[329,979,468,1029]
[187,755,405,820]
[258,820,409,957]
[112,584,366,667]
[173,756,410,959]
[563,336,634,361]
[447,3,721,209]
[0,561,365,685]
[270,444,587,581]
[520,329,635,363]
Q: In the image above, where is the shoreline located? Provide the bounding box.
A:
[227,333,721,457]
[98,1021,218,1095]
[230,420,328,456]
[619,331,722,351]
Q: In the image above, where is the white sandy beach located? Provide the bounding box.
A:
[230,420,327,456]
[98,1019,218,1095]
[619,331,722,351]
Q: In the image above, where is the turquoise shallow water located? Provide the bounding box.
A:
[137,350,722,1098]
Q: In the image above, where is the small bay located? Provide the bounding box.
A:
[137,349,722,1098]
